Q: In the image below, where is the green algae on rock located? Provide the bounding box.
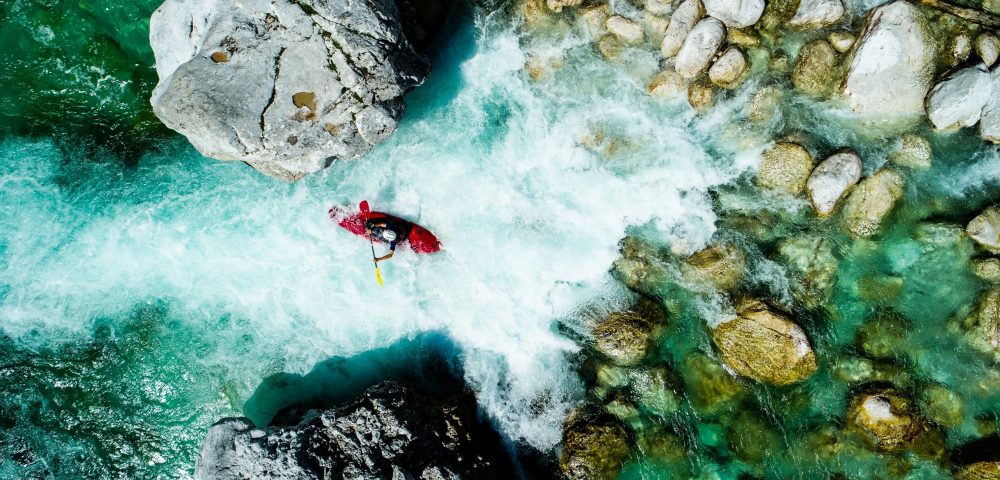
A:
[711,299,818,385]
[560,411,632,480]
[847,389,926,452]
[590,298,667,366]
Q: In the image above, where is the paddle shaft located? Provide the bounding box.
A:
[360,201,384,286]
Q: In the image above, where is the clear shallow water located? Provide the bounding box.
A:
[3,0,1000,478]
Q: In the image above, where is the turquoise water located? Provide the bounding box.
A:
[2,0,1000,478]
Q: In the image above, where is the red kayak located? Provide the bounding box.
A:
[329,205,442,254]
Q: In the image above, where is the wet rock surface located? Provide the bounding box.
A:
[149,0,430,180]
[806,150,862,217]
[560,410,631,480]
[842,1,938,117]
[194,381,516,480]
[711,299,818,385]
[847,389,925,452]
[841,169,905,238]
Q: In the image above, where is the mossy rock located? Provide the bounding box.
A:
[711,299,818,385]
[792,39,839,97]
[591,297,667,366]
[956,461,1000,480]
[854,312,911,359]
[757,142,813,195]
[847,389,925,452]
[560,411,632,480]
[777,236,838,309]
[683,353,746,416]
[840,169,905,239]
[612,236,672,296]
[726,410,782,465]
[921,384,965,428]
[962,286,1000,356]
[683,242,747,292]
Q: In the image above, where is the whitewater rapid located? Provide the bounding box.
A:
[0,17,752,448]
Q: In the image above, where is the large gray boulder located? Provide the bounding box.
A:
[806,150,862,217]
[842,1,938,117]
[675,18,726,78]
[149,0,429,180]
[702,0,764,28]
[194,381,514,480]
[926,64,993,131]
[661,0,703,58]
[790,0,844,29]
[980,67,1000,143]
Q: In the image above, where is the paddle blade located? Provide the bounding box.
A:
[360,200,370,216]
[375,265,384,286]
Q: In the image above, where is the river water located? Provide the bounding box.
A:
[2,0,1000,478]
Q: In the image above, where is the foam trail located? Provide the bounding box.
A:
[0,20,748,448]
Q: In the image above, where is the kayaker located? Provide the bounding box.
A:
[364,218,411,263]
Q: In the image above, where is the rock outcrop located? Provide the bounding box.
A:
[194,381,515,480]
[149,0,430,180]
[842,1,938,117]
[926,64,993,131]
[711,299,819,385]
[806,150,862,216]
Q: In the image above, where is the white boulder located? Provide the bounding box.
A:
[675,18,726,78]
[842,1,938,117]
[702,0,764,28]
[661,0,703,58]
[806,150,862,217]
[926,64,992,131]
[149,0,428,180]
[790,0,845,29]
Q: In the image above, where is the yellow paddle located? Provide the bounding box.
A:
[360,201,384,287]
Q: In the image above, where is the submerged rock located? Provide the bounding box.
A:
[967,206,1000,252]
[579,4,611,38]
[855,313,910,358]
[841,169,905,238]
[842,1,937,117]
[560,411,631,480]
[962,287,1000,355]
[792,39,839,97]
[926,64,993,131]
[702,0,764,28]
[194,381,514,479]
[777,236,839,309]
[711,299,818,385]
[973,257,1000,283]
[888,134,932,170]
[806,150,862,217]
[709,46,749,88]
[683,242,747,292]
[790,0,844,29]
[661,0,704,58]
[675,18,726,78]
[749,86,783,123]
[956,461,1000,480]
[591,298,667,366]
[922,385,965,428]
[648,69,689,98]
[847,389,925,451]
[688,80,716,111]
[684,353,746,415]
[756,142,814,195]
[607,15,645,45]
[149,0,429,180]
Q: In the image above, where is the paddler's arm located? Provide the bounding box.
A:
[374,242,396,262]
